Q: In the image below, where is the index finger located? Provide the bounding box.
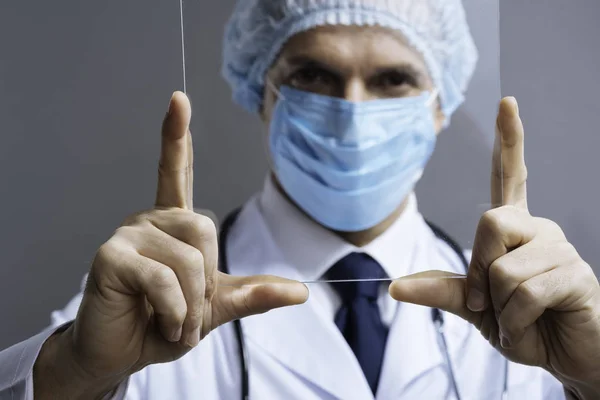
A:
[491,97,528,210]
[155,92,193,209]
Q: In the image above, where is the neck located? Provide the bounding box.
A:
[271,174,410,247]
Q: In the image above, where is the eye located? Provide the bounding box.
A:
[289,66,337,90]
[375,71,415,89]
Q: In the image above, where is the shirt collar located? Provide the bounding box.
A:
[257,176,422,282]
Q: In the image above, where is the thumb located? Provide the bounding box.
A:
[214,272,309,326]
[389,271,478,324]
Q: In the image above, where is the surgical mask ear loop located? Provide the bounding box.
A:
[426,88,440,108]
[261,79,288,178]
[265,79,287,103]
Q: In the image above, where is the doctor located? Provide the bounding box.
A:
[2,0,600,399]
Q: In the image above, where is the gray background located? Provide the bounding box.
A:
[0,0,598,350]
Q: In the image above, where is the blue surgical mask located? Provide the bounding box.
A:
[268,85,438,232]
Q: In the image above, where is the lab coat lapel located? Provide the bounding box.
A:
[376,300,444,398]
[376,224,471,399]
[241,293,374,400]
[225,206,374,400]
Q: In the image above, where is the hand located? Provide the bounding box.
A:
[35,92,308,398]
[390,98,600,397]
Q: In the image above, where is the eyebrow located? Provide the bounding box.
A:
[284,55,341,74]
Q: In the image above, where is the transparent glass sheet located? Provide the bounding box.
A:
[500,3,600,274]
[180,0,501,287]
[3,2,598,397]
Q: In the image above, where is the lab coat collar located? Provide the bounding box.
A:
[257,176,422,281]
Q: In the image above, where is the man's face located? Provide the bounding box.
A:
[261,24,446,133]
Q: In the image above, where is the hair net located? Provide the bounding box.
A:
[221,0,478,119]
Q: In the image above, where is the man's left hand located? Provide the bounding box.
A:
[390,98,600,399]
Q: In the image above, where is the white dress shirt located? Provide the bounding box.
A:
[0,177,566,400]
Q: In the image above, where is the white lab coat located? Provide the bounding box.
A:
[0,185,566,400]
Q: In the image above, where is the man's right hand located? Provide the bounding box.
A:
[33,92,308,399]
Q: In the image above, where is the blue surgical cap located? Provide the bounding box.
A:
[221,0,478,119]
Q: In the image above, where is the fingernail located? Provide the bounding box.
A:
[467,288,485,312]
[170,327,182,342]
[185,327,200,347]
[500,331,511,349]
[511,97,519,114]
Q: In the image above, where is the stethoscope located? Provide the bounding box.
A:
[218,209,509,400]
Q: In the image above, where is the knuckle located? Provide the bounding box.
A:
[173,212,217,244]
[557,241,578,258]
[91,241,133,292]
[520,165,528,181]
[113,225,142,242]
[571,263,596,291]
[543,218,561,231]
[93,240,129,275]
[481,206,525,231]
[489,258,512,282]
[478,206,525,241]
[193,214,217,241]
[479,209,505,236]
[498,160,527,182]
[444,278,459,305]
[196,214,217,233]
[228,286,257,318]
[242,288,256,315]
[515,280,540,304]
[580,263,597,282]
[149,266,178,292]
[94,241,118,267]
[536,217,564,236]
[565,241,579,255]
[190,214,217,239]
[508,164,528,182]
[184,249,205,272]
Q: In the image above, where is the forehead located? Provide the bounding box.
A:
[275,25,429,75]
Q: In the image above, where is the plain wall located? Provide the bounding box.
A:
[1,1,599,350]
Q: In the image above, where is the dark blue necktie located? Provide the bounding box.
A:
[327,253,389,395]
